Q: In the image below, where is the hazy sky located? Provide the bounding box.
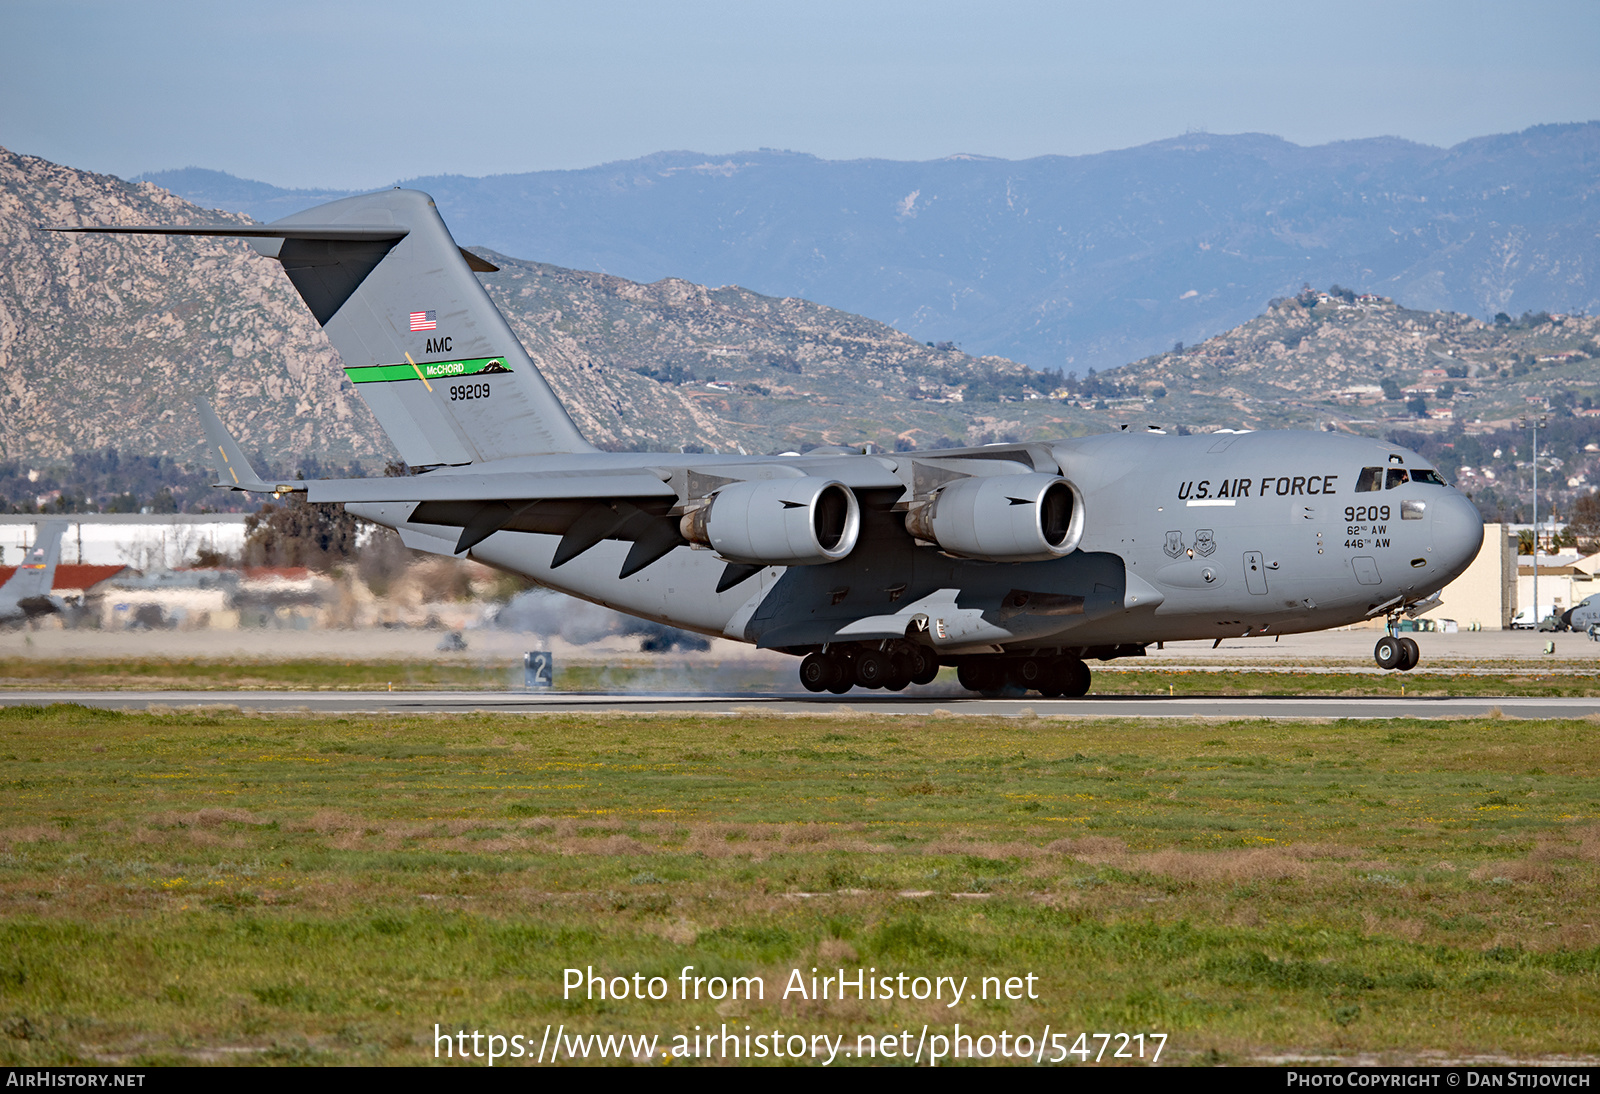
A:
[4,0,1599,189]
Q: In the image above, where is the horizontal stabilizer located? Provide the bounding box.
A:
[44,223,497,276]
[41,222,407,242]
[197,398,276,492]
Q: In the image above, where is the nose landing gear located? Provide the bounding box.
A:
[1373,632,1420,671]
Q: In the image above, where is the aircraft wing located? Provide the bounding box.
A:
[302,471,675,505]
[195,397,675,505]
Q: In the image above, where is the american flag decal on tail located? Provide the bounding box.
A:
[408,310,437,332]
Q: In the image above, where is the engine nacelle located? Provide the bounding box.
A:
[903,472,1084,562]
[680,477,861,566]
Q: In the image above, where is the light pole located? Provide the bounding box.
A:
[1520,414,1547,625]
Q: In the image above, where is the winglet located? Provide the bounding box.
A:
[197,397,278,492]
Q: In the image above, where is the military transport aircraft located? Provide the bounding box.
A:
[47,190,1484,695]
[0,523,67,625]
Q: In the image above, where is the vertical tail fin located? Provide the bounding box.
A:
[255,189,593,465]
[45,190,595,466]
[1,522,65,601]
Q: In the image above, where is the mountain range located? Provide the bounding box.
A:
[142,123,1600,371]
[6,142,1600,524]
[0,146,1067,471]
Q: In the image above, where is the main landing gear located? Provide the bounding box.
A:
[793,646,1094,697]
[956,655,1091,698]
[1373,632,1420,671]
[797,643,1096,697]
[799,642,939,694]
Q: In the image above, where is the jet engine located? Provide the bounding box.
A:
[680,478,861,566]
[903,473,1084,562]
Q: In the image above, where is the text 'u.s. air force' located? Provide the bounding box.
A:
[1178,474,1339,500]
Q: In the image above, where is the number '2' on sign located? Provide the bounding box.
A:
[524,651,553,688]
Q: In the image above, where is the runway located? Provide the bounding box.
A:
[3,689,1597,719]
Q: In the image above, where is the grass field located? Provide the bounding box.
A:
[0,704,1596,1066]
[1,657,1599,697]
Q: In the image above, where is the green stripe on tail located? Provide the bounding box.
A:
[344,357,511,384]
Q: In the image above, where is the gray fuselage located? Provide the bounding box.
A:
[350,429,1483,655]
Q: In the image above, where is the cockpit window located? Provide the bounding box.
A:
[1386,468,1409,489]
[1410,468,1447,486]
[1355,467,1383,493]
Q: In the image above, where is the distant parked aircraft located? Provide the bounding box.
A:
[0,523,66,624]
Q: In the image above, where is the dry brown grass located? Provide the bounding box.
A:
[1470,859,1557,884]
[1131,847,1309,882]
[1045,835,1128,857]
[924,838,1045,859]
[1286,842,1365,860]
[1043,836,1310,882]
[146,807,268,829]
[180,829,237,847]
[554,834,653,856]
[647,920,700,946]
[816,938,859,963]
[0,825,66,848]
[1362,912,1426,940]
[159,808,942,860]
[684,823,892,859]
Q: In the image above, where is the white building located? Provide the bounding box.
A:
[1421,523,1518,630]
[0,514,248,570]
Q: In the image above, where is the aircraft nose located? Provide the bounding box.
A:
[1431,491,1484,581]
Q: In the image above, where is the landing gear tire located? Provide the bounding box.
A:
[1374,635,1403,670]
[1010,657,1047,692]
[1397,636,1420,671]
[854,650,891,689]
[799,653,833,693]
[908,648,939,686]
[957,660,1004,696]
[1036,657,1070,697]
[822,654,853,694]
[884,652,913,692]
[825,669,853,695]
[1061,658,1091,697]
